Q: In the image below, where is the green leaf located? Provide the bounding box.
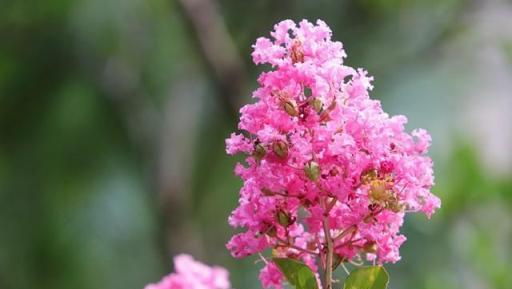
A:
[343,266,389,289]
[273,258,319,289]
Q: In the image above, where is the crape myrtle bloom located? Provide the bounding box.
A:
[144,254,231,289]
[225,19,440,289]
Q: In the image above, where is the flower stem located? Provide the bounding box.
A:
[321,198,334,289]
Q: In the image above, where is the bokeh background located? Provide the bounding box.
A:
[1,0,512,288]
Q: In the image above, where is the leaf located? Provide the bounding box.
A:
[273,258,319,289]
[343,266,389,289]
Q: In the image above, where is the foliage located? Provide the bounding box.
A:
[273,258,319,289]
[343,266,388,289]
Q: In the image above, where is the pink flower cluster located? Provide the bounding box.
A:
[226,19,440,288]
[144,254,231,289]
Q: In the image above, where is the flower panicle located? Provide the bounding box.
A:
[226,19,440,289]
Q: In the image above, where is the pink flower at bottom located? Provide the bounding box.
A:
[144,254,231,289]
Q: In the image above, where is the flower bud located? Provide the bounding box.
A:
[362,241,378,254]
[276,209,292,227]
[309,98,323,113]
[265,225,277,237]
[304,161,320,181]
[290,39,304,64]
[272,140,288,159]
[283,101,298,117]
[253,143,266,160]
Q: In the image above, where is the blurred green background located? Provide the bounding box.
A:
[1,0,511,288]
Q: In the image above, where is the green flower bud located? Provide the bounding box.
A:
[253,143,266,160]
[362,242,378,253]
[283,101,299,117]
[304,161,320,181]
[265,225,277,237]
[272,140,288,159]
[276,209,292,227]
[309,98,323,113]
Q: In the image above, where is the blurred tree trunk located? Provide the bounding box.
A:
[154,0,247,260]
[176,0,247,120]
